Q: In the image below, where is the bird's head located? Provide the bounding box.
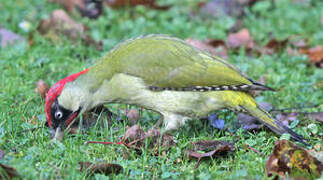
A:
[45,69,88,139]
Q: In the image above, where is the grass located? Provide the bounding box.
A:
[0,0,322,179]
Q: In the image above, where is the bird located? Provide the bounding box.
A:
[45,34,307,145]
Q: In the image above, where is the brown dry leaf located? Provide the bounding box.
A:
[197,0,256,18]
[50,0,85,12]
[261,39,289,55]
[126,109,140,126]
[237,102,273,131]
[276,112,298,126]
[105,0,170,10]
[35,79,49,99]
[79,162,122,175]
[37,9,101,49]
[186,38,228,59]
[0,27,25,48]
[122,125,146,145]
[145,128,175,148]
[82,105,117,127]
[307,112,323,123]
[0,163,21,180]
[227,28,254,49]
[186,140,235,169]
[275,112,322,125]
[50,0,102,19]
[122,126,176,151]
[86,126,175,155]
[299,45,323,67]
[266,39,288,51]
[266,140,322,179]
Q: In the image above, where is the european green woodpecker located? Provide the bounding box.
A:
[45,35,307,144]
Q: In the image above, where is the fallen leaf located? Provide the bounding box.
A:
[186,38,228,58]
[50,0,85,12]
[266,39,288,51]
[37,9,101,49]
[261,38,289,55]
[266,140,322,179]
[126,109,140,126]
[291,39,308,48]
[105,0,170,10]
[299,45,323,67]
[0,163,21,180]
[307,112,323,123]
[79,162,122,175]
[81,105,117,128]
[0,27,25,48]
[50,0,103,19]
[35,79,49,99]
[275,112,298,126]
[86,126,175,154]
[197,0,253,18]
[238,102,273,131]
[186,140,235,168]
[123,126,175,150]
[122,125,146,145]
[227,28,254,49]
[237,113,263,130]
[145,128,175,148]
[78,0,103,19]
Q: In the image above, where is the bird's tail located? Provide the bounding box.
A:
[220,91,308,146]
[239,105,308,146]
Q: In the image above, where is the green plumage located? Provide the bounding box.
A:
[60,34,306,145]
[90,35,252,89]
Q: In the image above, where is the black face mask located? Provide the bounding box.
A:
[50,99,73,129]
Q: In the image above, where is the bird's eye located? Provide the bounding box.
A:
[55,111,63,119]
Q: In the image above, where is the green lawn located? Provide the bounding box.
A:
[0,0,322,179]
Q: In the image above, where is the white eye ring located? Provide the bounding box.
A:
[55,111,63,119]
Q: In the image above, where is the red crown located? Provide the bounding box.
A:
[45,69,88,127]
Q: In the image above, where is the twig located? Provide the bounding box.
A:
[269,104,319,113]
[242,144,263,156]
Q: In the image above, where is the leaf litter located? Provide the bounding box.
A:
[0,27,25,48]
[85,125,176,155]
[266,140,322,179]
[186,140,235,169]
[79,162,122,176]
[37,9,102,49]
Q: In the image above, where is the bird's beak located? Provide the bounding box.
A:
[52,123,64,141]
[52,109,80,141]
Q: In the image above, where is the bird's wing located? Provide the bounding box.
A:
[100,35,268,90]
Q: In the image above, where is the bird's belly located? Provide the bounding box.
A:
[131,90,225,118]
[100,73,225,118]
